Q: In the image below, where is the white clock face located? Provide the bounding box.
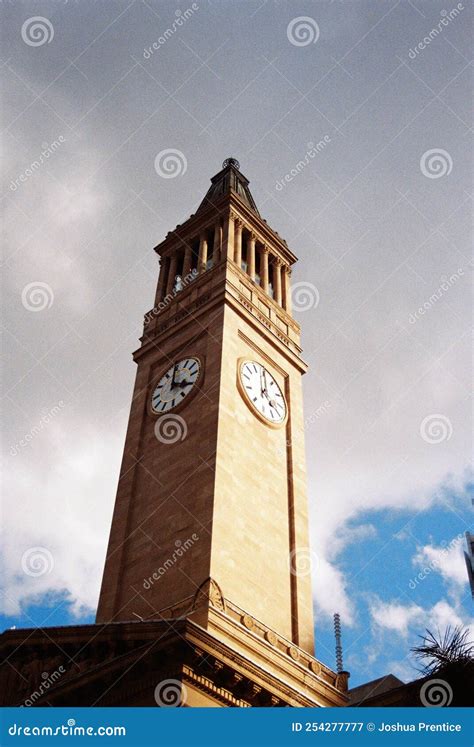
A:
[239,361,287,425]
[151,357,201,413]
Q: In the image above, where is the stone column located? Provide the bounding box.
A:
[182,244,193,278]
[283,265,292,314]
[212,221,221,266]
[234,219,243,267]
[260,246,269,293]
[156,256,169,303]
[273,258,282,306]
[166,254,178,295]
[222,212,235,261]
[198,231,208,274]
[248,233,256,281]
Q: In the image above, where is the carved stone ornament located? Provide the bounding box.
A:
[193,577,225,612]
[288,646,300,661]
[242,614,255,630]
[265,630,277,646]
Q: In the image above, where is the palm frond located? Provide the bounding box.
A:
[411,625,474,675]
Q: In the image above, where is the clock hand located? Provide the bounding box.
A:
[260,368,267,396]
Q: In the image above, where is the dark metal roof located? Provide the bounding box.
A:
[197,157,260,216]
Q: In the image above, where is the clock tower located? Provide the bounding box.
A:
[94,159,348,705]
[1,160,348,707]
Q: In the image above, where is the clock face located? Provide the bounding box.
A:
[239,360,287,425]
[151,357,201,413]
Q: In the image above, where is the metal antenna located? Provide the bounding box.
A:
[333,613,343,674]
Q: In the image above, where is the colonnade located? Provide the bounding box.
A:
[155,215,292,314]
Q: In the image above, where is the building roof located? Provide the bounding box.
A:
[348,673,404,704]
[197,157,260,216]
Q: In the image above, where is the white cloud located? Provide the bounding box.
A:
[314,556,354,625]
[412,537,468,590]
[369,596,474,639]
[426,600,467,631]
[370,599,424,637]
[1,420,122,619]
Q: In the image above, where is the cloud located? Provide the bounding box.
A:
[370,599,424,637]
[1,419,122,619]
[4,138,108,316]
[369,596,473,639]
[427,600,467,631]
[314,556,355,625]
[313,472,472,628]
[412,535,468,592]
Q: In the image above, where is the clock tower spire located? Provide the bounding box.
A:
[95,159,349,706]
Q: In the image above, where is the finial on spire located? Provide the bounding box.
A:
[222,157,240,170]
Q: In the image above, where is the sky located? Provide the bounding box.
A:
[1,0,473,689]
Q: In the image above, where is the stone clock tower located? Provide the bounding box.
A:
[0,159,348,708]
